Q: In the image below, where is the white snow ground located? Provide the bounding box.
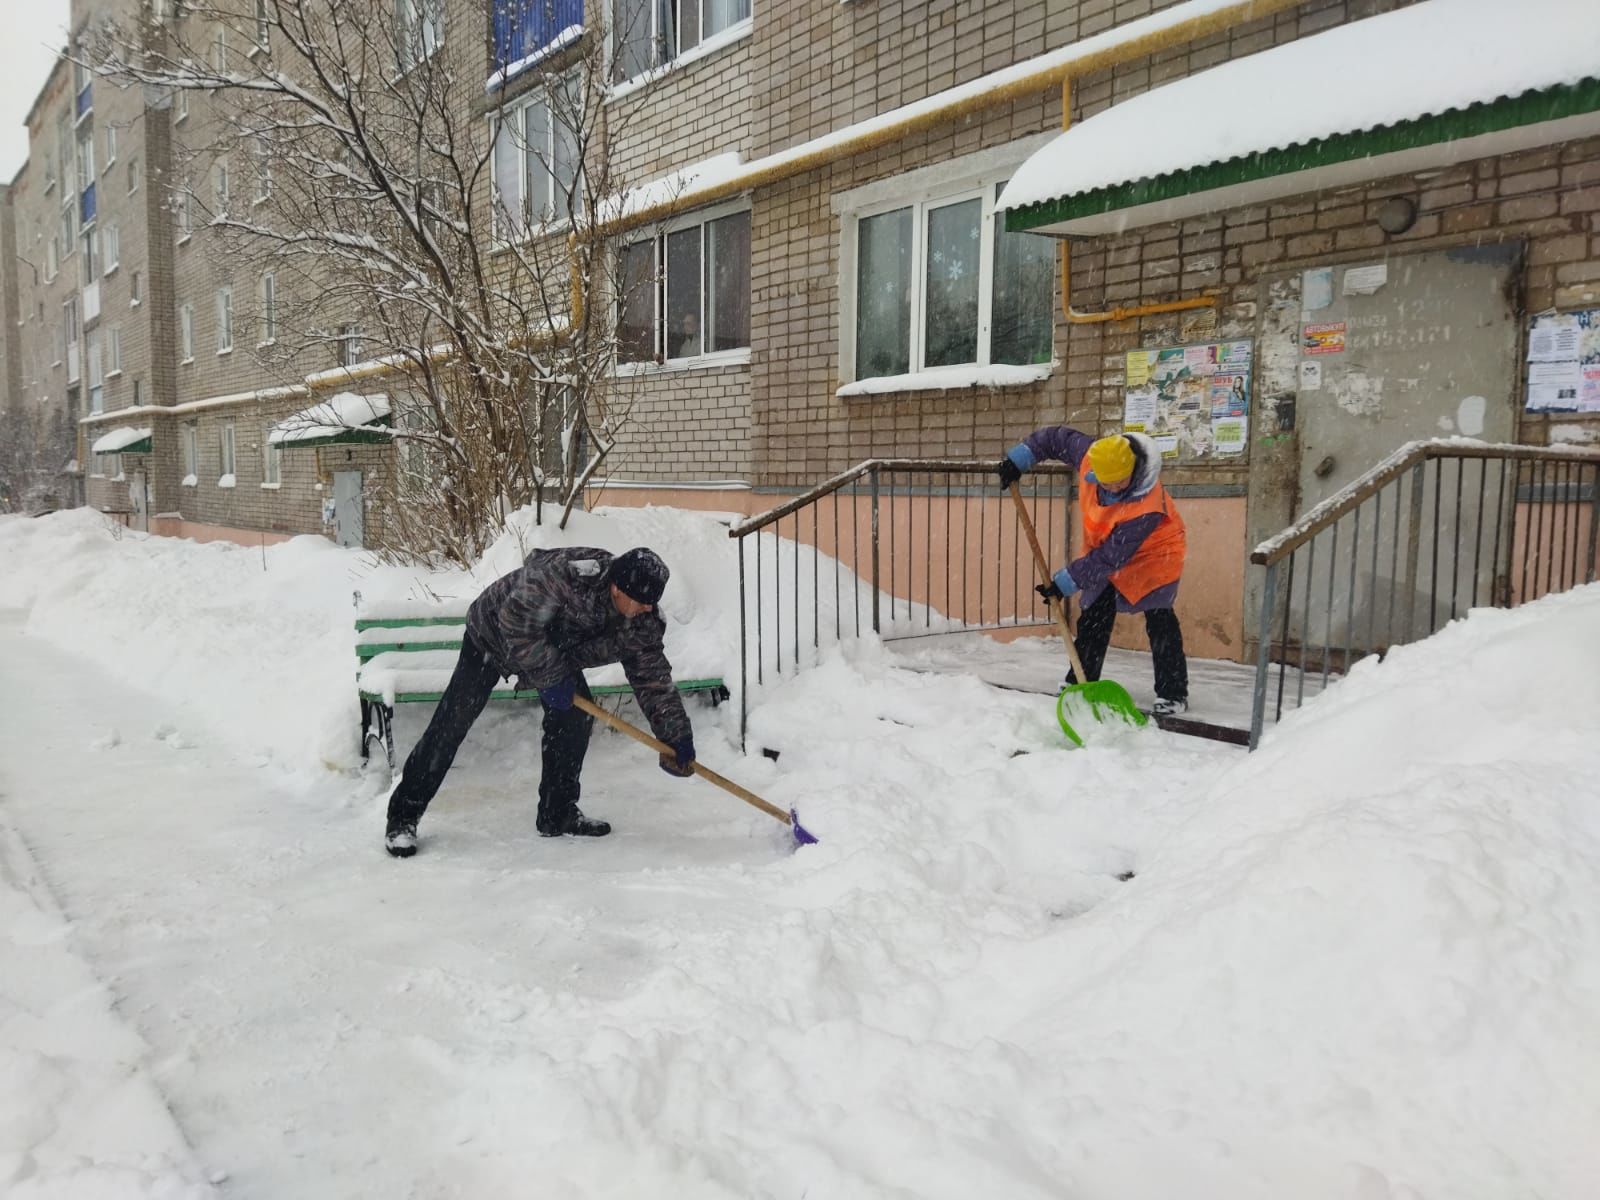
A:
[2,507,1599,1198]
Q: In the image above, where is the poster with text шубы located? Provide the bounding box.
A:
[1525,309,1600,413]
[1123,340,1252,461]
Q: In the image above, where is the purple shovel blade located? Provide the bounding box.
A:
[790,808,819,846]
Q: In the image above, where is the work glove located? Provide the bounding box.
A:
[1035,566,1080,603]
[659,736,696,778]
[537,676,577,712]
[995,443,1035,490]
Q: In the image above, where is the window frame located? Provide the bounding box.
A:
[107,324,123,375]
[262,425,282,486]
[179,302,195,362]
[253,136,272,203]
[252,0,270,53]
[394,0,444,73]
[840,174,1056,384]
[182,422,199,483]
[217,287,234,353]
[609,0,753,87]
[490,75,583,243]
[219,420,237,480]
[258,271,277,345]
[336,322,364,367]
[615,198,751,370]
[104,223,120,274]
[214,157,231,217]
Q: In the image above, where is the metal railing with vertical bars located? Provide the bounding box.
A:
[727,460,1075,744]
[1249,440,1600,749]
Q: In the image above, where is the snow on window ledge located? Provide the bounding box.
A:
[614,348,751,377]
[217,474,237,488]
[837,362,1055,398]
[181,474,198,487]
[259,482,281,490]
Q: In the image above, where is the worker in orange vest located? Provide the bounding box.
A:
[997,428,1189,715]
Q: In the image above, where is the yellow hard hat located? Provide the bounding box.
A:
[1087,435,1135,484]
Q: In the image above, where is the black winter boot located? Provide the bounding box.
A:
[537,809,611,838]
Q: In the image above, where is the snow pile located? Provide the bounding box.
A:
[988,586,1600,1196]
[0,506,750,784]
[2,506,1599,1198]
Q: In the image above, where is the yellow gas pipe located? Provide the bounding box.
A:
[1057,76,1217,326]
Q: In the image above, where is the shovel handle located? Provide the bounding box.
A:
[572,695,793,827]
[1009,482,1091,685]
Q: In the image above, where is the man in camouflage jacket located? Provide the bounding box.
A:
[384,547,696,857]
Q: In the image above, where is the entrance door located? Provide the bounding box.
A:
[128,472,150,532]
[1247,243,1522,654]
[332,470,364,548]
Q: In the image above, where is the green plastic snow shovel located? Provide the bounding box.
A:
[1009,483,1147,747]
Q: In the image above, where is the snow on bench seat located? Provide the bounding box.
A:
[357,650,727,705]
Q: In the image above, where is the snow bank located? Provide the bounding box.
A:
[984,585,1600,1196]
[4,507,1600,1198]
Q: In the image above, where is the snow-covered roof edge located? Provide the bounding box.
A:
[269,393,393,446]
[90,426,153,454]
[1001,0,1600,215]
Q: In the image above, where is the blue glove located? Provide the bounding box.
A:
[1035,566,1080,603]
[538,677,577,711]
[659,736,696,778]
[996,443,1036,489]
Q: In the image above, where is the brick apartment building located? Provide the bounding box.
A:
[3,0,1597,662]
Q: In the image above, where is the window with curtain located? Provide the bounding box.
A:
[848,179,1053,381]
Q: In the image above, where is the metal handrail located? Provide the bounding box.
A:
[1253,438,1600,567]
[1247,438,1600,750]
[728,458,1073,538]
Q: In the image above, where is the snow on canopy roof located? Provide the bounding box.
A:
[999,0,1600,216]
[90,426,153,454]
[269,392,392,446]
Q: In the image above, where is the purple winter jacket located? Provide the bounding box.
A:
[1015,426,1182,614]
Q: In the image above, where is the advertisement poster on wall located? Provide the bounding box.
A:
[1525,309,1600,413]
[1123,339,1253,461]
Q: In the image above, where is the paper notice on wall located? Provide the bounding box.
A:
[1527,313,1582,362]
[1343,263,1388,295]
[1526,359,1582,411]
[1123,387,1158,431]
[1152,434,1181,460]
[1217,340,1253,369]
[1582,366,1600,413]
[1302,267,1334,313]
[1211,416,1248,455]
[1125,350,1153,387]
[1184,345,1218,374]
[1209,374,1248,419]
[1299,360,1324,392]
[1302,322,1347,355]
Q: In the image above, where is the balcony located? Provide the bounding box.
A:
[81,182,96,226]
[490,0,583,86]
[76,83,92,121]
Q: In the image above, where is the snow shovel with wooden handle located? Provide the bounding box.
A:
[1008,483,1147,746]
[572,696,818,845]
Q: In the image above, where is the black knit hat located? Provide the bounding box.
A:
[608,547,669,606]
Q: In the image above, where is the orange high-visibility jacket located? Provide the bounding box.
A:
[1078,457,1187,606]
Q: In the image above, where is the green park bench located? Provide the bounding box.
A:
[356,612,729,769]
